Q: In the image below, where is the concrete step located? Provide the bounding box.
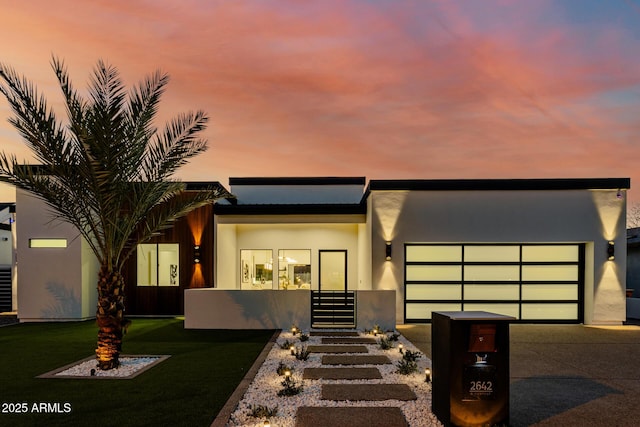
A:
[307,345,369,354]
[321,383,418,401]
[302,367,382,380]
[295,406,408,427]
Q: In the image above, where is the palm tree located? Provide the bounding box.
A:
[0,58,230,369]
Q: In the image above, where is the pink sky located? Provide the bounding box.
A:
[1,0,639,202]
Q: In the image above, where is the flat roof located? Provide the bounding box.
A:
[229,177,366,186]
[367,178,630,192]
[214,203,366,216]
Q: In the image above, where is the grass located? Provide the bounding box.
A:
[0,318,274,426]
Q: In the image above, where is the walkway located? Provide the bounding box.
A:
[218,328,439,427]
[295,331,416,427]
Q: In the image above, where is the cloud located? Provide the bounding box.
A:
[0,0,639,199]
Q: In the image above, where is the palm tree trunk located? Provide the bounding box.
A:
[95,267,129,370]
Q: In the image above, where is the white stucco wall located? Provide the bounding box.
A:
[370,189,627,325]
[16,190,98,321]
[184,289,311,329]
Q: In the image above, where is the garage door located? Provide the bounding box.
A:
[404,243,584,323]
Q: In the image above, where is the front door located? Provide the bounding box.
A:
[319,250,347,292]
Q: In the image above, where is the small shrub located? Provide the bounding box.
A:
[388,332,400,341]
[276,362,294,376]
[279,339,294,350]
[378,335,394,350]
[395,349,423,375]
[294,345,311,361]
[248,404,279,418]
[277,375,304,396]
[299,332,309,342]
[396,358,419,375]
[402,349,423,362]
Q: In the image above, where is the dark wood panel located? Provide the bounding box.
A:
[123,204,214,315]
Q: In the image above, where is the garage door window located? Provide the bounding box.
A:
[404,243,584,323]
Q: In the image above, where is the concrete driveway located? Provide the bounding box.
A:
[398,323,640,427]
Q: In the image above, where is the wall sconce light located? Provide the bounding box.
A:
[385,241,392,261]
[194,245,201,264]
[607,241,615,261]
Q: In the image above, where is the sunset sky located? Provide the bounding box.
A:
[1,0,639,202]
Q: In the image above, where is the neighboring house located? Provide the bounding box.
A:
[627,227,640,297]
[0,203,15,312]
[13,176,630,328]
[626,227,640,319]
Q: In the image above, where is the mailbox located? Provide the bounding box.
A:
[432,311,514,427]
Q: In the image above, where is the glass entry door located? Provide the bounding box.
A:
[319,250,347,292]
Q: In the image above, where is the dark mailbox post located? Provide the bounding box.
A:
[431,311,515,427]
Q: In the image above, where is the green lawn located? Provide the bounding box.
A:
[0,319,274,426]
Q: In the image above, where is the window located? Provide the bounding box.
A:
[29,238,67,248]
[278,249,311,290]
[240,249,273,289]
[137,243,179,286]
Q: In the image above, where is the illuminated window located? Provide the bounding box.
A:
[240,249,273,290]
[278,249,311,290]
[29,238,67,248]
[137,243,179,286]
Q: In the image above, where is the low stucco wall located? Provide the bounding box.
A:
[185,289,311,329]
[184,289,397,330]
[356,290,396,331]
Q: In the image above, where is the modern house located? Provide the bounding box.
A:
[13,176,631,330]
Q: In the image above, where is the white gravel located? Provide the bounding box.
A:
[227,331,443,427]
[54,356,162,378]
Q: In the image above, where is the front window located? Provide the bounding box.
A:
[240,249,273,289]
[278,249,311,290]
[137,243,179,286]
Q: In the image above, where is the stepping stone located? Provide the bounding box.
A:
[295,406,408,427]
[322,383,417,401]
[307,345,368,354]
[322,355,392,365]
[303,367,382,380]
[322,337,377,344]
[310,331,359,337]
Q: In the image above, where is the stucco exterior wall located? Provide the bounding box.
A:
[184,289,311,329]
[16,190,98,321]
[370,189,627,325]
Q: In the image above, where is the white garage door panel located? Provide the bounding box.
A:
[404,243,583,323]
